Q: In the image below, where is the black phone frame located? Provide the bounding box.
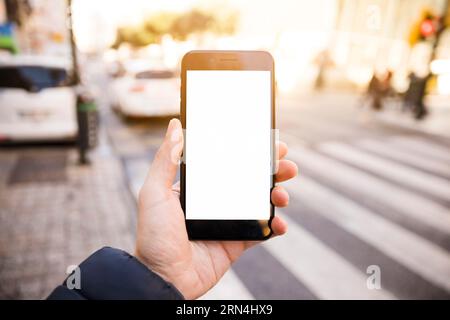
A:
[180,50,276,240]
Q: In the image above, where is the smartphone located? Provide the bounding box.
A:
[180,50,275,240]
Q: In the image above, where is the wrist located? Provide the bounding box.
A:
[134,250,196,299]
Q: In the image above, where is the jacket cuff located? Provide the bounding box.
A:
[48,247,184,300]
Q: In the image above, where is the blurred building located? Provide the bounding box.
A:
[0,0,70,57]
[330,0,450,93]
[1,0,448,94]
[0,1,6,23]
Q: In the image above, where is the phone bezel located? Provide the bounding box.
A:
[180,50,276,240]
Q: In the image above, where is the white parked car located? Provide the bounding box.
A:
[109,62,179,118]
[0,58,77,142]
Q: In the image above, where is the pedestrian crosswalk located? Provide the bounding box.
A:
[355,139,450,178]
[264,213,395,299]
[195,134,450,300]
[286,175,450,293]
[288,145,450,237]
[121,129,450,299]
[318,142,450,201]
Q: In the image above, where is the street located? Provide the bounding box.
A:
[2,88,448,299]
[114,92,450,300]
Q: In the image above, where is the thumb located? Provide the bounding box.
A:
[146,118,183,190]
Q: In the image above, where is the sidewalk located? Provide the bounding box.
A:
[282,90,450,139]
[377,94,450,139]
[0,146,136,299]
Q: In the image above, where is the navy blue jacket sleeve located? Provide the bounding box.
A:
[47,247,184,300]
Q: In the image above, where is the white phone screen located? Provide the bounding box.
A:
[185,70,272,220]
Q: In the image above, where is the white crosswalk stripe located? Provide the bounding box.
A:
[289,146,450,235]
[319,142,450,200]
[124,157,150,199]
[389,136,450,163]
[284,176,450,292]
[355,139,450,178]
[200,270,254,300]
[264,213,395,299]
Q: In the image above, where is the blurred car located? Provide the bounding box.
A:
[109,61,179,118]
[0,56,77,142]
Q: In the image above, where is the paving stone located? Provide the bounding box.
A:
[0,148,136,299]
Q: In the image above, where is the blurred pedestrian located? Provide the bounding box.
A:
[365,72,383,111]
[313,49,334,90]
[403,72,428,120]
[360,70,394,111]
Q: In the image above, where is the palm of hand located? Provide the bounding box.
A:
[136,184,252,299]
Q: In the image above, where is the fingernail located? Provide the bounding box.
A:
[168,119,181,143]
[166,119,177,135]
[171,127,181,143]
[167,118,176,131]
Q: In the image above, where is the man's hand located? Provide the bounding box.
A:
[135,119,298,299]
